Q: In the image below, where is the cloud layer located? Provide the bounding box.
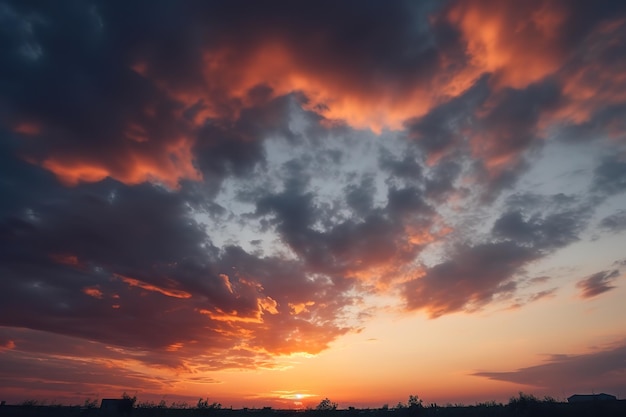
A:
[474,341,626,395]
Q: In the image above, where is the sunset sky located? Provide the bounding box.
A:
[1,0,626,409]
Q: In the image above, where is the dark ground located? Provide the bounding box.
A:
[2,401,626,417]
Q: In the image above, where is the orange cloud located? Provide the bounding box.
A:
[114,274,192,299]
[83,286,104,299]
[42,159,111,186]
[198,308,264,324]
[219,274,234,294]
[131,2,574,141]
[165,342,184,352]
[197,295,278,324]
[545,17,626,127]
[139,41,445,134]
[1,340,16,350]
[40,135,201,189]
[446,0,568,89]
[49,253,81,267]
[289,301,315,315]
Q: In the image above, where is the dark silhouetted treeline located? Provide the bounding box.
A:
[1,393,625,417]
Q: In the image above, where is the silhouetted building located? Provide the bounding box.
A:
[567,393,616,403]
[101,399,124,410]
[101,398,134,414]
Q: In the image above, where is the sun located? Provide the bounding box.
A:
[295,393,303,400]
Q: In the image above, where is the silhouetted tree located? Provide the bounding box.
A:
[408,395,423,409]
[118,392,136,415]
[171,401,190,409]
[507,392,540,412]
[316,398,338,411]
[83,398,98,409]
[197,397,222,411]
[395,401,407,409]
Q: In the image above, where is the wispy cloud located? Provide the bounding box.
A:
[474,341,626,394]
[576,270,620,299]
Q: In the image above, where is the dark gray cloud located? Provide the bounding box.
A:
[576,270,620,299]
[593,156,626,197]
[424,159,463,201]
[404,241,539,317]
[378,148,423,182]
[474,341,626,394]
[0,155,360,366]
[492,192,591,252]
[492,207,588,251]
[344,175,376,217]
[403,190,593,317]
[404,76,489,160]
[599,210,626,233]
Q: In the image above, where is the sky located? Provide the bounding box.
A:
[1,0,626,409]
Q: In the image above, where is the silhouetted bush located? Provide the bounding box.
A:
[408,395,423,409]
[507,392,540,411]
[117,392,137,415]
[316,398,338,411]
[83,398,98,409]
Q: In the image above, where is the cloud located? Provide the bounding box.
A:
[468,80,561,187]
[443,0,568,90]
[3,0,624,194]
[576,270,620,299]
[508,288,558,310]
[474,341,626,394]
[599,210,626,233]
[593,156,626,197]
[0,0,204,188]
[254,174,437,287]
[403,191,593,318]
[0,162,361,367]
[404,241,538,318]
[492,205,589,251]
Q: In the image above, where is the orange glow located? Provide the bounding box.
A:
[83,286,104,299]
[221,42,436,133]
[1,340,16,350]
[404,225,437,246]
[137,20,582,138]
[136,6,577,139]
[42,159,110,185]
[543,18,626,128]
[114,274,192,299]
[446,0,567,89]
[197,296,278,324]
[137,42,442,133]
[13,122,41,135]
[219,274,234,294]
[124,123,150,143]
[166,342,184,352]
[289,301,315,315]
[474,143,520,178]
[39,136,201,188]
[198,308,263,324]
[49,253,80,266]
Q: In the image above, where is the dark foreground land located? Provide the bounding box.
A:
[2,401,626,417]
